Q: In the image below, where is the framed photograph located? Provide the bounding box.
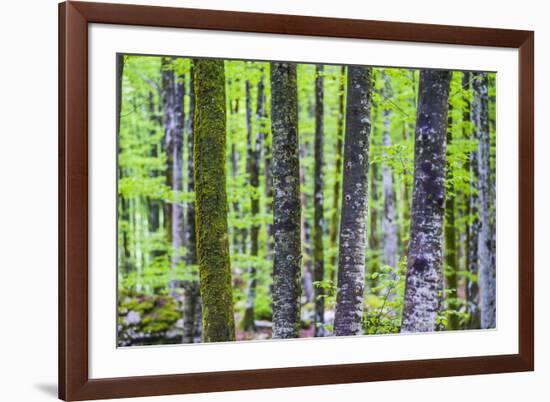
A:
[59,1,534,400]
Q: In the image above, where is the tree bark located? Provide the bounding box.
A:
[473,72,496,329]
[368,159,380,293]
[463,72,481,329]
[193,59,235,342]
[161,58,185,272]
[299,143,314,304]
[333,66,373,336]
[401,69,451,333]
[313,65,326,336]
[270,62,302,339]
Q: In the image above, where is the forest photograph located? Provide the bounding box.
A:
[116,54,496,347]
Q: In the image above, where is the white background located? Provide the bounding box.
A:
[0,0,546,401]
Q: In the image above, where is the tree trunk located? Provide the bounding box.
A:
[445,99,460,330]
[313,65,326,336]
[368,148,380,293]
[161,58,185,273]
[329,66,346,282]
[473,72,496,329]
[401,69,451,333]
[299,144,314,304]
[242,70,266,331]
[193,59,235,342]
[463,72,481,329]
[333,66,373,336]
[230,96,241,252]
[182,62,201,343]
[270,62,302,339]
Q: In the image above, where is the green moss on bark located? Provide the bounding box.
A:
[193,59,236,342]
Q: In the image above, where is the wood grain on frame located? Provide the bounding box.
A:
[59,1,534,400]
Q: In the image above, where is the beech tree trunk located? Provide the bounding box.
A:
[313,65,326,336]
[193,59,235,342]
[334,66,373,336]
[473,72,496,329]
[463,72,481,329]
[270,62,302,339]
[299,143,315,304]
[401,69,451,333]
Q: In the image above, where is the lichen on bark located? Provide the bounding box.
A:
[334,65,372,337]
[193,59,235,342]
[270,62,302,339]
[401,69,452,333]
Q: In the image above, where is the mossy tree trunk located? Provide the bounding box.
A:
[473,72,496,329]
[401,69,451,333]
[193,59,235,342]
[270,62,302,339]
[334,66,373,336]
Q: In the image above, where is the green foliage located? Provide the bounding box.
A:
[363,258,407,335]
[117,54,496,344]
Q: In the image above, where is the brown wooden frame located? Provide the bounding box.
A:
[59,1,534,400]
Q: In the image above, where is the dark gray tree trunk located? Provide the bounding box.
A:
[473,72,496,329]
[193,59,235,342]
[161,58,185,272]
[401,69,452,333]
[463,72,481,329]
[313,65,326,336]
[270,62,302,339]
[333,66,373,336]
[242,70,266,331]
